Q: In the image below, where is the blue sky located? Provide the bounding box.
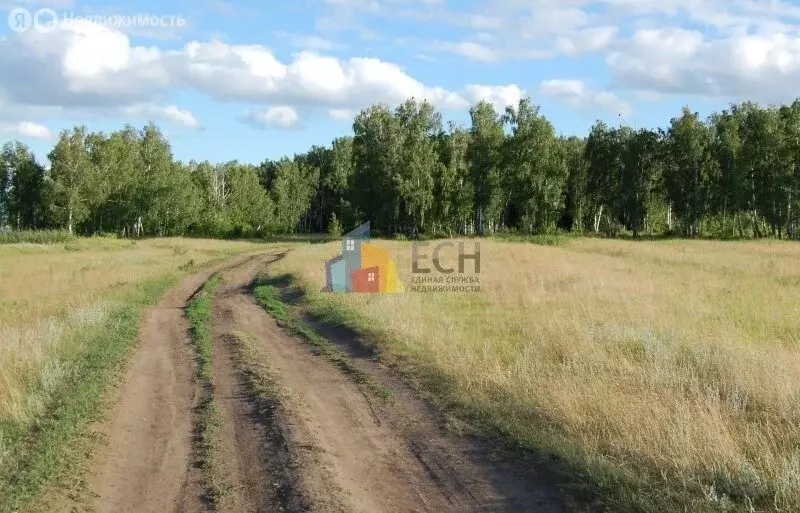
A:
[1,0,799,165]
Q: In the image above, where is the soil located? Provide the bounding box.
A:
[69,251,567,513]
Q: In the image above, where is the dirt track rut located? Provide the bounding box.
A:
[78,252,564,513]
[84,254,259,513]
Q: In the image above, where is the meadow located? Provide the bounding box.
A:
[0,238,266,427]
[270,237,800,512]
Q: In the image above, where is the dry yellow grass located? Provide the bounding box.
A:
[271,237,800,511]
[0,237,267,425]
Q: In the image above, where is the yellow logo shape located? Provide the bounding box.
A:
[360,242,405,293]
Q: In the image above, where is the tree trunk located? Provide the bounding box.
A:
[593,204,604,233]
[68,207,73,235]
[752,209,761,238]
[722,197,727,238]
[666,202,672,231]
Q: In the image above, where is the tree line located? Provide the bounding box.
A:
[2,98,799,239]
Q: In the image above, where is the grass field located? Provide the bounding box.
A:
[269,237,800,512]
[0,237,266,425]
[0,237,269,509]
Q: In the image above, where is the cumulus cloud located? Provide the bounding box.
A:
[0,19,524,128]
[556,26,618,57]
[462,85,525,113]
[121,104,201,128]
[341,0,800,104]
[540,79,632,116]
[0,121,53,139]
[436,41,498,62]
[606,27,800,102]
[240,106,301,129]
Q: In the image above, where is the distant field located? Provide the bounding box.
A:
[271,237,800,511]
[0,238,266,426]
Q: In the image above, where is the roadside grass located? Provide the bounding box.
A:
[252,282,393,400]
[0,238,266,426]
[0,275,177,512]
[0,238,272,512]
[266,238,800,512]
[186,273,229,508]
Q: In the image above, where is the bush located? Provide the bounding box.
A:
[327,213,342,237]
[0,229,75,244]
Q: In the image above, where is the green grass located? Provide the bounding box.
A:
[186,273,221,381]
[0,274,178,512]
[490,231,570,246]
[185,273,229,508]
[0,229,75,244]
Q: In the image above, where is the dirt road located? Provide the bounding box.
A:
[77,252,565,513]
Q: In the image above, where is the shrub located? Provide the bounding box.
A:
[0,229,75,244]
[327,213,342,237]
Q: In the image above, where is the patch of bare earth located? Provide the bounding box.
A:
[46,250,567,513]
[209,251,304,512]
[215,253,567,513]
[66,253,265,513]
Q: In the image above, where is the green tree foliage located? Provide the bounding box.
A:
[433,122,473,236]
[327,212,342,237]
[4,97,800,240]
[663,107,717,236]
[585,121,623,233]
[503,98,568,233]
[778,101,800,239]
[271,157,318,233]
[48,126,92,235]
[225,162,272,235]
[394,98,440,235]
[351,104,402,233]
[619,129,662,236]
[710,108,744,237]
[467,101,505,235]
[2,142,46,229]
[560,136,588,232]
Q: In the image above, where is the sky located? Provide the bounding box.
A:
[0,0,799,165]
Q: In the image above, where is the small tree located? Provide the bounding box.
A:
[328,212,342,237]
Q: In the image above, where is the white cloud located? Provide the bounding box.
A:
[436,41,498,62]
[540,79,632,116]
[240,106,301,129]
[0,20,524,129]
[606,28,800,102]
[462,84,525,112]
[338,0,800,104]
[556,26,618,57]
[121,104,201,128]
[0,121,53,139]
